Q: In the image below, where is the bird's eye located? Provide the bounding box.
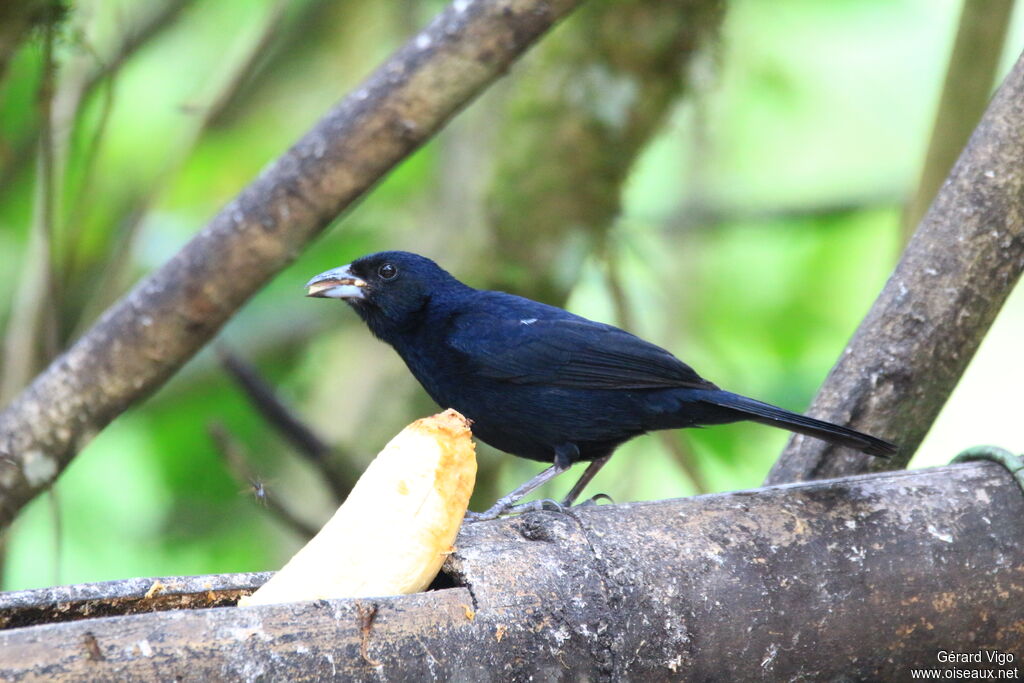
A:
[378,263,398,280]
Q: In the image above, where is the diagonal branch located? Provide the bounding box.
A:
[215,343,355,501]
[208,422,319,539]
[0,0,583,529]
[765,49,1024,485]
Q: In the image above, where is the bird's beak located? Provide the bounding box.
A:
[305,265,368,300]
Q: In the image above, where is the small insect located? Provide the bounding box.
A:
[245,477,270,507]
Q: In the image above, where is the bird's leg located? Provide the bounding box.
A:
[499,455,615,516]
[559,454,612,507]
[496,453,616,516]
[464,444,578,522]
[470,454,616,520]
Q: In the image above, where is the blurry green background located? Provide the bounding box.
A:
[1,0,1022,591]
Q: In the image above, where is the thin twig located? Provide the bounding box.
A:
[669,193,903,234]
[903,0,1015,237]
[83,0,195,96]
[603,244,633,329]
[215,344,332,460]
[215,343,354,501]
[73,0,290,335]
[657,433,708,494]
[0,0,195,200]
[603,246,708,494]
[48,489,62,588]
[207,422,318,539]
[1,19,60,403]
[201,0,288,126]
[61,67,116,280]
[186,0,335,129]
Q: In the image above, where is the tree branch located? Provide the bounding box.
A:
[0,461,1021,678]
[765,49,1024,485]
[0,0,584,529]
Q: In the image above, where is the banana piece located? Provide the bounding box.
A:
[239,409,476,606]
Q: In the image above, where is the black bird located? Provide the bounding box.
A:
[306,251,896,519]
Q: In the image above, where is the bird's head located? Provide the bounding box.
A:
[306,251,464,339]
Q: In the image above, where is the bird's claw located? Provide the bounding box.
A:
[463,498,566,523]
[577,493,614,507]
[464,495,615,523]
[463,509,499,523]
[519,498,567,514]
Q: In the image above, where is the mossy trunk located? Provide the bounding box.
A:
[484,0,724,302]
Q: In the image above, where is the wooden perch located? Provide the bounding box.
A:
[2,460,1022,679]
[0,0,583,529]
[767,49,1024,484]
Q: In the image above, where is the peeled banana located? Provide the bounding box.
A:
[239,409,476,606]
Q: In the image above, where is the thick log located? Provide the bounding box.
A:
[1,461,1022,680]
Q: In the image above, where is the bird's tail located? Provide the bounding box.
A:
[698,391,897,457]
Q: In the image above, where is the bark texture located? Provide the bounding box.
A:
[1,461,1021,680]
[766,50,1024,485]
[0,572,269,630]
[0,0,583,529]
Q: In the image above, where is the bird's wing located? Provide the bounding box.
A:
[447,310,715,391]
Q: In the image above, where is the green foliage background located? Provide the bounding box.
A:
[1,0,1022,590]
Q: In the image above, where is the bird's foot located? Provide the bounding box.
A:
[463,495,615,523]
[503,498,567,516]
[463,461,570,523]
[463,498,564,523]
[463,509,499,523]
